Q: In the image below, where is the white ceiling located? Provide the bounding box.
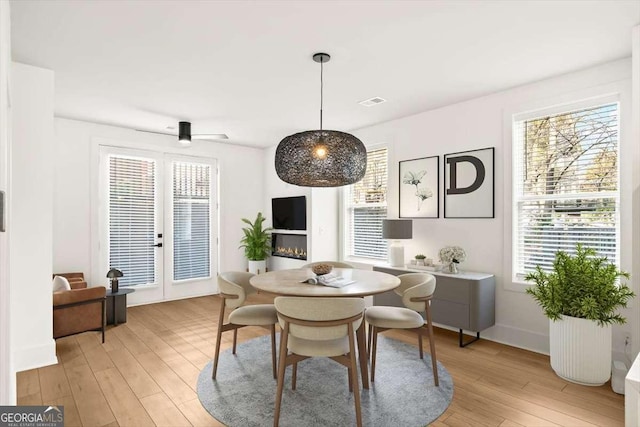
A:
[10,0,640,148]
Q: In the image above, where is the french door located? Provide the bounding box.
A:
[99,146,218,305]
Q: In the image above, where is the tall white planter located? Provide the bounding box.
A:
[549,315,612,385]
[248,260,267,275]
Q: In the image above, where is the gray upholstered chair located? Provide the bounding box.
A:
[213,271,278,380]
[274,297,365,427]
[365,273,438,386]
[302,261,354,269]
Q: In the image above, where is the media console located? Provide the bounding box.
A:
[372,265,496,347]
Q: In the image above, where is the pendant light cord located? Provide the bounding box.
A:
[320,58,324,131]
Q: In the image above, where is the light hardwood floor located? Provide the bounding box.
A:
[18,293,625,426]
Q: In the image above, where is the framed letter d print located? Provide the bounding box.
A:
[444,147,494,218]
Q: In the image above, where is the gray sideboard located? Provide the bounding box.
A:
[372,265,495,347]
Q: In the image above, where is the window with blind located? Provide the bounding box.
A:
[173,161,211,281]
[344,147,388,260]
[109,155,157,287]
[512,102,619,279]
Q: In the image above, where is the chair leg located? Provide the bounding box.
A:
[367,323,372,359]
[271,324,277,379]
[348,366,353,392]
[425,302,439,387]
[418,330,424,359]
[347,326,363,427]
[371,326,378,383]
[212,329,222,379]
[355,321,369,390]
[232,328,238,355]
[274,322,289,427]
[291,362,297,390]
[212,298,226,380]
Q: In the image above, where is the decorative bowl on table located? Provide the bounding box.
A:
[311,263,333,276]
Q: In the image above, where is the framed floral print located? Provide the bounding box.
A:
[399,156,439,218]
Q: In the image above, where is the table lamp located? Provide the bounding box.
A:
[382,219,413,267]
[106,268,123,293]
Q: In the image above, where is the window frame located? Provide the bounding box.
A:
[171,160,213,283]
[341,144,389,264]
[506,93,622,290]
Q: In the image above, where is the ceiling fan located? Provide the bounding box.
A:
[137,121,228,145]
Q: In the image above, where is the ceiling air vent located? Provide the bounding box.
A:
[358,97,387,107]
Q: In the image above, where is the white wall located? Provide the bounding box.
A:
[262,145,339,270]
[0,0,13,405]
[10,62,56,372]
[348,58,635,355]
[53,118,265,286]
[631,25,640,362]
[263,145,311,270]
[309,187,339,261]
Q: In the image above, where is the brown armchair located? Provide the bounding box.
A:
[53,272,106,343]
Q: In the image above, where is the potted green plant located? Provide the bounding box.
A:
[239,212,273,274]
[414,254,426,266]
[525,244,634,385]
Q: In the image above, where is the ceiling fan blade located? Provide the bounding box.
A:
[136,128,176,137]
[193,134,229,140]
[136,128,229,141]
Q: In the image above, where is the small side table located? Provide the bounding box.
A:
[106,288,135,326]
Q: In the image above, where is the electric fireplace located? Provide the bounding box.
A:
[272,233,307,260]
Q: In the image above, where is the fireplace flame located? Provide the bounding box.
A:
[274,246,307,259]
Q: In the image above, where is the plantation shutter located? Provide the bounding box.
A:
[345,147,388,260]
[173,161,211,281]
[109,155,157,287]
[513,103,619,278]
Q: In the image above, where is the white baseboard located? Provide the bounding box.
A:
[126,290,219,307]
[12,339,58,372]
[432,322,550,355]
[442,322,628,365]
[482,323,550,355]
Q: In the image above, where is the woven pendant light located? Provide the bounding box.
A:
[275,53,367,187]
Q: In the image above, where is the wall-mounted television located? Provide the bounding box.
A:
[272,196,307,230]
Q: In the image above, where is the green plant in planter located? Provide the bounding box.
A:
[239,212,273,261]
[415,254,426,260]
[525,244,635,326]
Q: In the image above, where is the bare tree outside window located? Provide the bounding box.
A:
[514,103,619,276]
[344,148,388,260]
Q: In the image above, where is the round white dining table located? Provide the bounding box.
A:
[249,267,400,297]
[250,267,400,389]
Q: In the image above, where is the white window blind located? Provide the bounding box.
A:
[344,147,388,260]
[513,102,619,278]
[109,155,157,287]
[173,162,211,281]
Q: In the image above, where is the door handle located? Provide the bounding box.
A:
[153,243,163,248]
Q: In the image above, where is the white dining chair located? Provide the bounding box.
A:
[212,271,278,380]
[273,296,365,427]
[365,273,438,386]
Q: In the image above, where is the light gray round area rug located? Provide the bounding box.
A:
[197,335,453,426]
